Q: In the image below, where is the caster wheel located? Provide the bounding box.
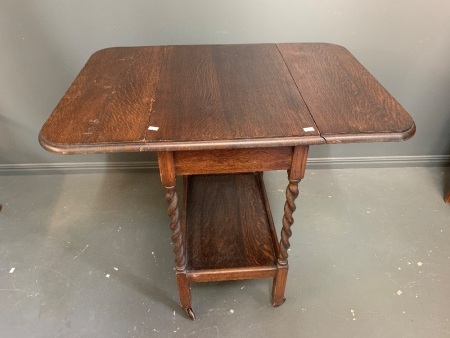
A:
[184,307,196,320]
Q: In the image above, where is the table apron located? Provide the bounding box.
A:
[173,147,294,175]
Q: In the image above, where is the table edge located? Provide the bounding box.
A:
[38,132,326,154]
[39,123,415,154]
[322,122,416,144]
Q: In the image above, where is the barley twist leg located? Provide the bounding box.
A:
[165,186,186,271]
[278,178,300,266]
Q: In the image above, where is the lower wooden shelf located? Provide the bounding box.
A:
[183,172,280,283]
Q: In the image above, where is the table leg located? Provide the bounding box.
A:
[272,146,308,306]
[158,152,195,320]
[272,265,289,306]
[278,176,301,265]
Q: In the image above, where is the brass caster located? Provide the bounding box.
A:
[184,307,196,320]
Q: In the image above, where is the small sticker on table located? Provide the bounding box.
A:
[148,126,159,131]
[303,127,315,132]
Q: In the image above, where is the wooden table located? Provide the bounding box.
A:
[39,43,415,320]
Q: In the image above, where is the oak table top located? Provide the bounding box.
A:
[39,43,415,153]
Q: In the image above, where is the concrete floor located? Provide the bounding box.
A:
[0,167,449,337]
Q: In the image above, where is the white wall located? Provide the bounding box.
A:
[1,0,450,167]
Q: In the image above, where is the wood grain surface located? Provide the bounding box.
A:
[185,173,277,270]
[173,147,293,175]
[39,43,415,153]
[277,43,416,143]
[146,44,320,146]
[39,47,165,153]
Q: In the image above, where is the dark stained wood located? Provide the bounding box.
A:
[257,172,281,261]
[272,265,288,306]
[173,147,293,175]
[157,152,186,271]
[185,173,277,271]
[145,44,321,148]
[39,47,165,154]
[157,151,175,187]
[176,273,194,320]
[277,43,416,143]
[39,43,416,153]
[187,267,276,283]
[288,145,309,181]
[158,151,194,317]
[38,43,417,320]
[278,146,308,266]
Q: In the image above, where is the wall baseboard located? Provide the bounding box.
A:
[1,155,449,174]
[306,155,450,169]
[0,161,160,174]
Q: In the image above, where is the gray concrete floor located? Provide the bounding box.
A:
[0,167,449,337]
